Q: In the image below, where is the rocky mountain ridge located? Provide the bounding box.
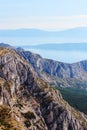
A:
[0,47,87,129]
[17,48,87,89]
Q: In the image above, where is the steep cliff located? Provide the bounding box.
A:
[0,47,87,130]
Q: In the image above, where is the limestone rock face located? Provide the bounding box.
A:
[0,47,87,130]
[18,49,87,89]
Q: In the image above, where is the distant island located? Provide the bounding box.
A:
[21,43,87,51]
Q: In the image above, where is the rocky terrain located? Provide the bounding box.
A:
[17,48,87,89]
[1,43,87,89]
[0,47,87,130]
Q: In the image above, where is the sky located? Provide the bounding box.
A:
[0,0,87,63]
[0,0,87,30]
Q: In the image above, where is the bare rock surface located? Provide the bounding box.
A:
[18,49,87,89]
[0,47,87,130]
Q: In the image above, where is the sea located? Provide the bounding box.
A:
[0,36,87,63]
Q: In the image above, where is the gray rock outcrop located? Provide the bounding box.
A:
[0,47,87,130]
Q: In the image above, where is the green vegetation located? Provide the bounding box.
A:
[22,111,36,128]
[22,111,36,120]
[24,120,31,128]
[0,48,10,56]
[57,87,87,114]
[0,105,20,130]
[0,106,12,128]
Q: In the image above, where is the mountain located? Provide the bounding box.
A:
[0,29,49,37]
[0,47,87,130]
[0,27,87,39]
[0,43,12,48]
[1,42,87,89]
[17,48,87,89]
[22,43,87,51]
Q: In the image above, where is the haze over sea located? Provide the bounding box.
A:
[22,43,87,63]
[0,39,87,63]
[1,27,87,63]
[0,0,87,63]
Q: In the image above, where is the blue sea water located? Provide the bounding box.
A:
[23,48,87,63]
[0,36,87,63]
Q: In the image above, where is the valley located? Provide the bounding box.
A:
[57,87,87,115]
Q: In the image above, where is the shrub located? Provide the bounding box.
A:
[22,111,36,119]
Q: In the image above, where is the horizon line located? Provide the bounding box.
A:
[0,26,87,32]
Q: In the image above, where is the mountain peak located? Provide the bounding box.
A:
[0,43,11,47]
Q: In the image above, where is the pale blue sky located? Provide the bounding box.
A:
[0,0,87,30]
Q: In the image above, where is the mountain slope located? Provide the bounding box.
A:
[17,48,87,89]
[58,87,87,115]
[0,47,87,130]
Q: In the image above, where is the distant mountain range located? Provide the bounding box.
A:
[0,27,87,45]
[0,27,87,38]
